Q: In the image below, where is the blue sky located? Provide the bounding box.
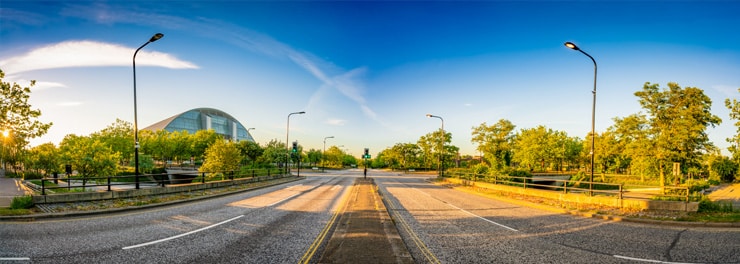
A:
[1,1,739,157]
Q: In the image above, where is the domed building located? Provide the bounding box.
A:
[143,108,254,142]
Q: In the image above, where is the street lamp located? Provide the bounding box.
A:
[133,33,164,189]
[426,114,444,177]
[323,136,334,171]
[286,111,305,175]
[565,41,597,196]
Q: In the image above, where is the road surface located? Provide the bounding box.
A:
[1,169,738,263]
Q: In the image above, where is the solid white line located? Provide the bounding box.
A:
[0,257,31,261]
[613,255,696,264]
[413,188,518,232]
[123,215,244,250]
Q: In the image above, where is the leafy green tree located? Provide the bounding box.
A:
[258,139,287,167]
[91,119,133,166]
[191,129,222,160]
[471,119,516,170]
[0,69,53,153]
[610,114,657,181]
[724,88,740,161]
[236,140,263,166]
[25,142,60,176]
[709,156,737,183]
[418,129,455,170]
[323,146,346,168]
[200,140,242,173]
[634,82,721,186]
[58,134,120,177]
[306,148,322,167]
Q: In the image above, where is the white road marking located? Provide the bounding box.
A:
[123,215,244,250]
[0,257,31,261]
[413,188,519,232]
[613,255,697,264]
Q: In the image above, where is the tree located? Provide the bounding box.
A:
[200,140,242,174]
[25,143,60,176]
[58,134,120,177]
[724,88,740,161]
[91,119,133,166]
[306,148,322,167]
[258,139,287,167]
[1,69,53,170]
[191,129,221,161]
[634,82,721,186]
[709,156,737,183]
[236,140,263,167]
[610,114,656,181]
[471,119,516,170]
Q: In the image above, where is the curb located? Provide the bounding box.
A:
[0,177,304,222]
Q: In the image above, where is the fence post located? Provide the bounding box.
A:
[563,181,567,194]
[42,178,46,195]
[252,169,255,178]
[618,184,623,200]
[268,169,271,177]
[202,172,206,184]
[107,176,111,192]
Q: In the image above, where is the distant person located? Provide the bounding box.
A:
[364,168,367,179]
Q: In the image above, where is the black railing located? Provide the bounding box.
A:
[38,168,284,195]
[445,171,692,202]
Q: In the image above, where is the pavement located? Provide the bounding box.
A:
[0,169,33,208]
[707,183,740,209]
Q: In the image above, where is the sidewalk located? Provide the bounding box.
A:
[0,169,31,208]
[318,178,413,264]
[707,183,740,209]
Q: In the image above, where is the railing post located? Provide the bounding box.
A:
[42,178,46,195]
[107,176,111,192]
[268,169,271,177]
[252,169,255,178]
[202,172,206,184]
[564,180,567,194]
[618,184,623,199]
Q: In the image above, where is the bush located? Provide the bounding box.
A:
[508,169,532,183]
[10,196,34,209]
[697,197,735,213]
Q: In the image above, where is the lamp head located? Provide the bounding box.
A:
[426,114,432,118]
[564,42,579,50]
[298,111,306,114]
[150,33,164,42]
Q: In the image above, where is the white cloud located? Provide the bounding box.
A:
[0,40,198,74]
[325,119,346,126]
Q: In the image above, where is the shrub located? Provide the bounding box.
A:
[697,197,735,213]
[10,196,34,209]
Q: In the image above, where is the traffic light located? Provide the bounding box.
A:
[363,148,370,159]
[292,141,298,153]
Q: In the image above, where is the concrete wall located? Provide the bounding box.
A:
[31,175,298,204]
[447,178,698,212]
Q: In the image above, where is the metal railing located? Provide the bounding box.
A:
[445,171,692,202]
[37,168,284,195]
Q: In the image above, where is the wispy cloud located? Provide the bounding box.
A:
[61,3,383,124]
[0,40,198,74]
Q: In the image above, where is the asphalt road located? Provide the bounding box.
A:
[1,169,739,263]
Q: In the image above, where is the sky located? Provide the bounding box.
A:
[1,0,739,158]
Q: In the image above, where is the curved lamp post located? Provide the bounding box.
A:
[323,136,334,171]
[565,41,597,196]
[426,114,444,177]
[133,33,163,189]
[286,111,305,175]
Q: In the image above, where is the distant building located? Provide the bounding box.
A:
[143,107,254,142]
